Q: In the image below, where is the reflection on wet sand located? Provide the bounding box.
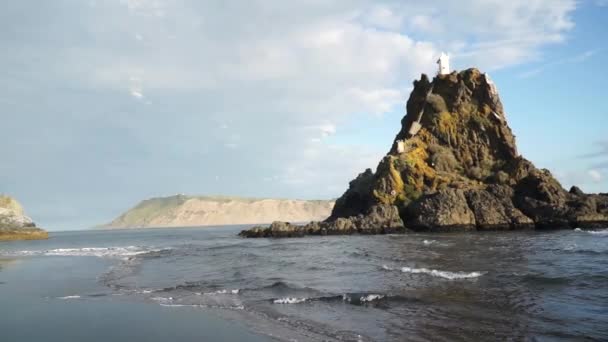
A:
[0,258,20,272]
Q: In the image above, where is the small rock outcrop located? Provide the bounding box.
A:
[239,204,405,237]
[0,195,48,241]
[240,68,607,238]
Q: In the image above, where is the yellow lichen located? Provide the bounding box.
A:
[373,156,405,204]
[434,111,458,145]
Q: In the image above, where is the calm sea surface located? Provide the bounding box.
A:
[1,226,607,341]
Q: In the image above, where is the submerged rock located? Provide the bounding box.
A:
[240,68,607,238]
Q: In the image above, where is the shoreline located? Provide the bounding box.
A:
[0,228,49,241]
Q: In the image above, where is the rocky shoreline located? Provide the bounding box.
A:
[240,68,608,238]
[0,195,48,241]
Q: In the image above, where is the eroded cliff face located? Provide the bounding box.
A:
[0,195,48,241]
[101,195,335,229]
[240,68,608,238]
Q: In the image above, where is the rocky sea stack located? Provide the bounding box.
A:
[240,68,608,238]
[0,195,48,241]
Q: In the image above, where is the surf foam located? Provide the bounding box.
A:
[273,297,307,304]
[359,294,384,302]
[12,246,164,258]
[401,267,484,280]
[57,295,81,299]
[575,228,608,235]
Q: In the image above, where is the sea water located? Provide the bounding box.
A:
[1,226,607,341]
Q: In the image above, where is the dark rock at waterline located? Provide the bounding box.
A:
[0,195,48,241]
[239,68,608,238]
[239,204,406,238]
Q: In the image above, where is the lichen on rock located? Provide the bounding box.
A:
[239,68,608,238]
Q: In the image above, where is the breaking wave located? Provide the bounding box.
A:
[9,246,168,258]
[272,293,387,305]
[400,267,484,280]
[575,228,608,236]
[57,295,81,299]
[273,297,308,304]
[206,289,240,295]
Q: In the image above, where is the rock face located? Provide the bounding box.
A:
[239,204,405,237]
[0,195,48,241]
[239,68,608,238]
[101,195,335,229]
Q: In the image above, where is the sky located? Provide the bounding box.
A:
[1,0,607,231]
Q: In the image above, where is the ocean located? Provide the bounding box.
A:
[1,226,607,341]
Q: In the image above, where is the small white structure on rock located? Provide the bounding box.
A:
[437,52,450,75]
[397,140,405,153]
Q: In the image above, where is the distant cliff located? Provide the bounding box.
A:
[0,195,48,241]
[101,195,335,229]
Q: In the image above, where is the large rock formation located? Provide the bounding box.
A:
[0,195,48,241]
[240,68,608,237]
[101,195,335,229]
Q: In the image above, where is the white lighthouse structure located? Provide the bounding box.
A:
[437,52,450,75]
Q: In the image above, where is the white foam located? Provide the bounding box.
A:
[151,296,173,304]
[160,304,187,307]
[360,294,384,302]
[381,265,393,271]
[273,297,307,304]
[575,228,608,235]
[202,289,241,296]
[423,240,435,245]
[58,295,81,299]
[208,289,240,295]
[401,267,484,280]
[14,246,162,258]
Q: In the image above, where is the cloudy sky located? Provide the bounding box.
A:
[1,0,607,231]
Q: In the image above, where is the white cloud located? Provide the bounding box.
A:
[0,0,580,227]
[320,123,337,137]
[519,49,598,78]
[409,15,439,33]
[589,169,602,183]
[365,5,404,30]
[130,90,144,98]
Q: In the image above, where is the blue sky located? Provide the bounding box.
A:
[1,0,607,231]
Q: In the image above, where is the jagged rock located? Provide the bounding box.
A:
[240,204,404,238]
[239,67,607,238]
[238,221,304,238]
[238,225,268,238]
[464,186,534,230]
[329,169,375,220]
[355,204,405,234]
[404,189,476,231]
[568,194,608,228]
[513,169,571,228]
[486,185,535,228]
[569,186,585,196]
